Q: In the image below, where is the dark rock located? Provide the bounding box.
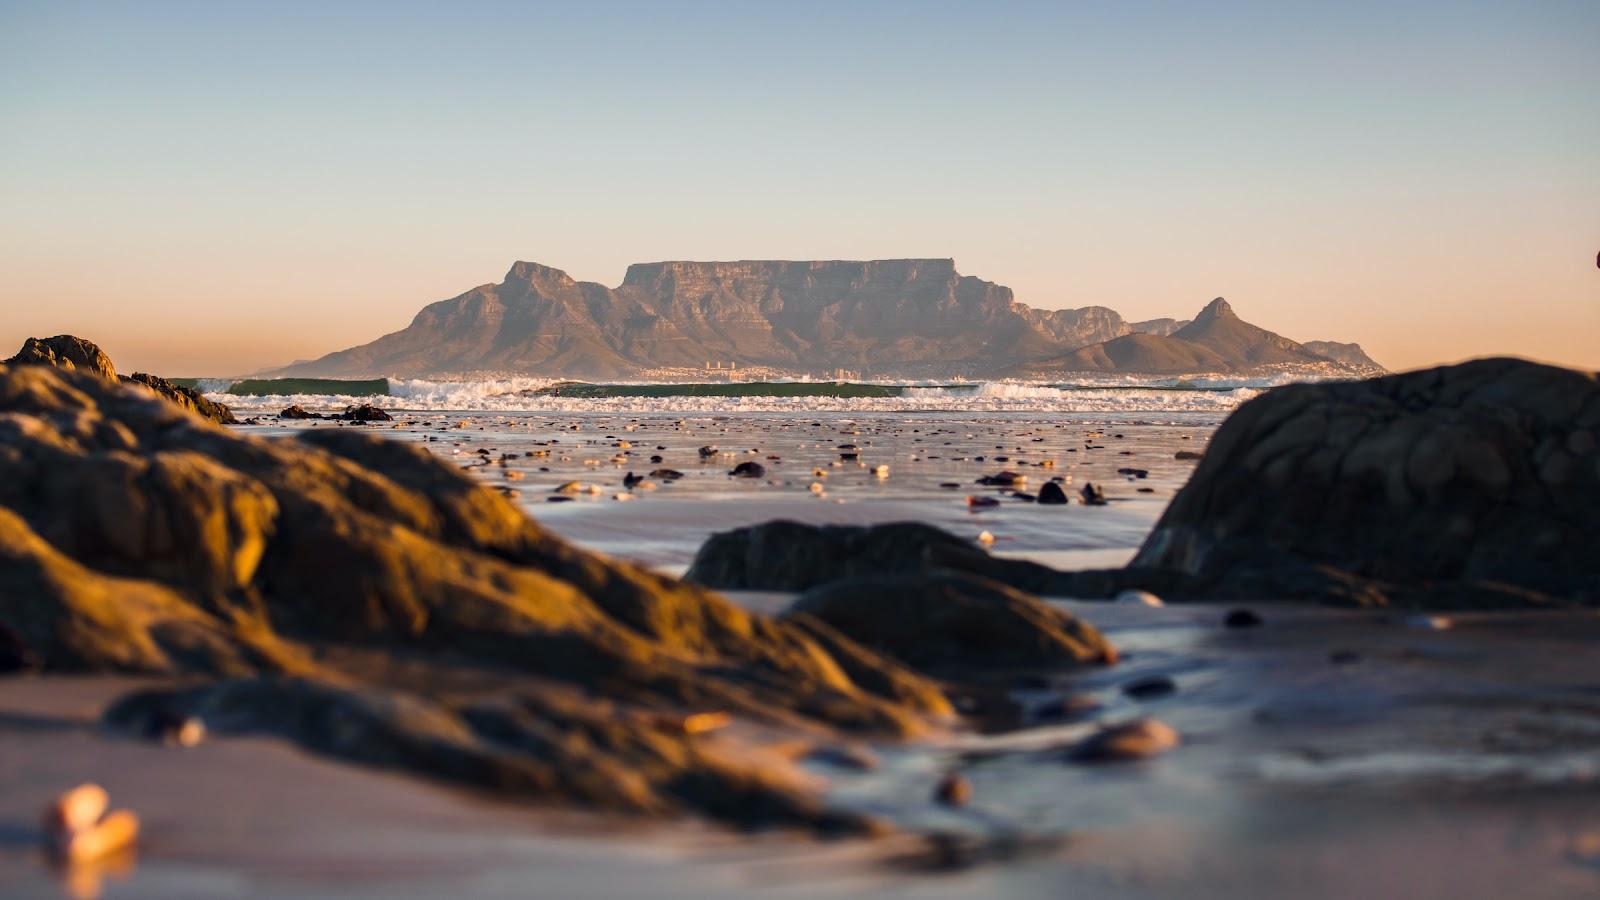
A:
[1132,358,1600,608]
[1175,450,1204,461]
[1036,482,1069,505]
[966,495,1000,509]
[0,624,42,673]
[934,773,971,807]
[340,404,393,422]
[684,519,1194,601]
[126,373,237,425]
[279,405,322,420]
[649,468,685,480]
[6,335,117,379]
[622,472,644,489]
[784,572,1115,674]
[1223,609,1264,628]
[1122,676,1177,700]
[1031,694,1101,723]
[976,471,1025,486]
[698,445,718,458]
[729,461,766,478]
[1079,483,1107,506]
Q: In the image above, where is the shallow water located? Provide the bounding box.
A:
[250,409,1216,571]
[66,404,1593,897]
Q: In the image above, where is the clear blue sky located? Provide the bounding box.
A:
[2,1,1597,374]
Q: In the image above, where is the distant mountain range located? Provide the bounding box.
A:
[274,259,1383,379]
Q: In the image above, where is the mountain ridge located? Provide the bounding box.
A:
[274,260,1382,379]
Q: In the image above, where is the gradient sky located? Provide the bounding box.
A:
[2,1,1597,375]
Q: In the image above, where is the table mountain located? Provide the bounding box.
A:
[273,261,1382,379]
[275,259,1132,379]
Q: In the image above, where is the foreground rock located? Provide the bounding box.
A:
[0,354,1128,832]
[7,335,236,425]
[1133,357,1600,607]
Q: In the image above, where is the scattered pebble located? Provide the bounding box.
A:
[44,784,140,864]
[1404,615,1453,631]
[1068,718,1180,763]
[1223,609,1264,628]
[934,772,972,807]
[1122,676,1177,700]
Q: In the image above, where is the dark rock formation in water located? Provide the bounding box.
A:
[6,335,236,425]
[6,335,119,380]
[1131,357,1600,607]
[0,357,1113,830]
[273,259,1134,379]
[339,403,392,422]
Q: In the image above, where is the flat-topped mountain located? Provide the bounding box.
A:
[275,260,1380,379]
[1006,298,1380,377]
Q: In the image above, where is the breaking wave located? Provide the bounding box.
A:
[208,375,1294,418]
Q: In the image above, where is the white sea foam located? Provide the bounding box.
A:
[209,376,1290,418]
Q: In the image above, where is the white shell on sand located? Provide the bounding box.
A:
[1115,590,1165,607]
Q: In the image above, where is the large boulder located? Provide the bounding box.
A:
[0,358,1010,831]
[689,520,1013,591]
[1132,358,1600,607]
[685,519,1170,599]
[6,335,118,380]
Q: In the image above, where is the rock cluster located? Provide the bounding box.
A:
[6,336,236,425]
[0,353,1115,831]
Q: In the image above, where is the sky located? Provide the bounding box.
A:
[1,0,1597,376]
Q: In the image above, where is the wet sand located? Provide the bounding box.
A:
[5,605,1600,898]
[262,410,1215,571]
[5,410,1600,898]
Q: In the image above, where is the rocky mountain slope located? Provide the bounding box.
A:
[1302,340,1384,370]
[1008,298,1381,377]
[275,260,1381,379]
